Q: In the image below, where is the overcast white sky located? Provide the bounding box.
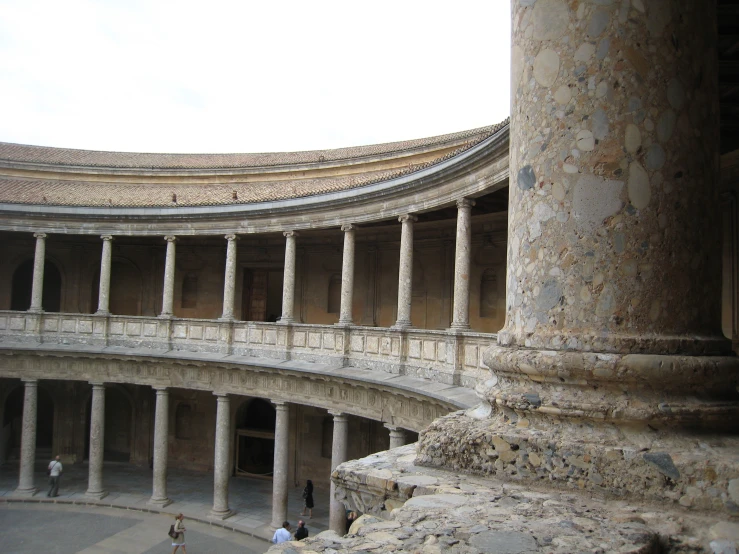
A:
[0,0,510,153]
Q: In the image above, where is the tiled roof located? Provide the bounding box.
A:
[0,125,499,170]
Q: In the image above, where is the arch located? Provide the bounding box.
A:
[11,259,62,312]
[234,398,276,478]
[2,384,54,462]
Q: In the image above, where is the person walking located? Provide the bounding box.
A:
[272,521,291,544]
[299,479,314,518]
[294,519,309,541]
[47,455,62,497]
[171,513,187,554]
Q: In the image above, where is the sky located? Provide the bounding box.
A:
[0,0,510,154]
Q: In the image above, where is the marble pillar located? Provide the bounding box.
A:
[160,236,177,317]
[95,235,114,315]
[210,393,232,519]
[270,401,290,528]
[385,425,406,450]
[15,379,38,495]
[328,411,349,534]
[148,387,171,507]
[338,224,356,325]
[86,383,107,499]
[220,234,238,320]
[450,199,475,330]
[29,233,47,312]
[418,0,739,512]
[394,214,417,328]
[280,231,297,323]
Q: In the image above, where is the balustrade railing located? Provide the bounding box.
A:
[0,311,494,387]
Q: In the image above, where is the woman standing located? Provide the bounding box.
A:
[300,479,314,518]
[171,513,187,554]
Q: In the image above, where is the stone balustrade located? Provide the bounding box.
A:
[0,311,493,387]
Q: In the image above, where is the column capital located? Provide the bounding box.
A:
[272,400,289,410]
[164,235,177,243]
[89,382,106,388]
[153,386,169,393]
[329,410,348,422]
[341,223,356,232]
[398,214,418,224]
[224,234,239,241]
[33,232,47,239]
[213,392,229,399]
[283,230,298,238]
[21,378,38,385]
[100,234,114,242]
[384,423,400,431]
[456,198,476,210]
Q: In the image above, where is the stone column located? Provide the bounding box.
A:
[220,234,238,320]
[385,425,406,450]
[280,231,298,323]
[160,236,177,317]
[270,401,290,528]
[210,393,232,519]
[328,411,349,534]
[95,235,114,315]
[394,215,417,328]
[29,233,47,312]
[148,387,171,507]
[86,382,107,499]
[419,0,739,511]
[450,198,475,330]
[15,379,38,495]
[338,224,356,325]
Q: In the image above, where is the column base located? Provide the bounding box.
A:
[336,319,353,327]
[217,316,234,322]
[94,310,110,316]
[147,496,173,508]
[85,489,108,500]
[157,313,174,320]
[26,308,44,314]
[448,323,470,332]
[209,508,234,520]
[13,486,38,497]
[392,320,412,329]
[277,317,294,324]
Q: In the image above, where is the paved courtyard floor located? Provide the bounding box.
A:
[0,460,330,552]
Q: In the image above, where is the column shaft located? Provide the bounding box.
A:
[15,379,38,495]
[394,215,417,328]
[221,235,238,320]
[328,411,349,534]
[450,199,475,329]
[280,231,297,323]
[86,383,107,499]
[161,236,177,317]
[270,402,290,528]
[211,393,232,519]
[338,224,356,325]
[386,425,406,450]
[29,233,47,312]
[96,236,114,315]
[148,387,171,507]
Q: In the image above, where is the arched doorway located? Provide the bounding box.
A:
[10,259,62,312]
[84,386,132,462]
[234,398,275,479]
[2,385,54,462]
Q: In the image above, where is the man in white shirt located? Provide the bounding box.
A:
[272,521,292,544]
[47,455,63,497]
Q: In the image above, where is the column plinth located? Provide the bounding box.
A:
[329,411,349,534]
[270,401,290,528]
[15,379,38,496]
[279,231,298,324]
[337,224,356,326]
[393,215,417,329]
[417,0,739,515]
[148,387,171,507]
[86,383,107,499]
[95,236,114,316]
[28,233,47,313]
[210,393,233,519]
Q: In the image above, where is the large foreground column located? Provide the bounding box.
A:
[394,215,417,328]
[148,387,171,507]
[338,224,356,326]
[450,199,474,330]
[15,379,38,495]
[328,411,349,534]
[418,0,739,516]
[270,401,289,528]
[280,231,297,323]
[95,235,114,315]
[160,236,177,317]
[210,393,232,519]
[220,234,238,320]
[29,233,46,313]
[86,383,107,499]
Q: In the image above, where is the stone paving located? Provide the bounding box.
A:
[0,460,329,547]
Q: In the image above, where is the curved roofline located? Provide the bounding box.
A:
[0,123,504,171]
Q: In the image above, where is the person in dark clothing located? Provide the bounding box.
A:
[300,479,314,518]
[294,519,309,541]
